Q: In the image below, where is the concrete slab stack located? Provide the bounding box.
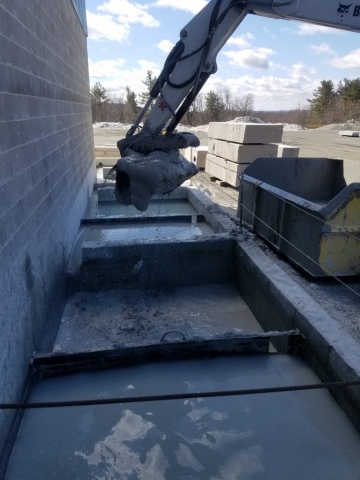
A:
[206,122,291,187]
[192,146,208,168]
[277,144,300,158]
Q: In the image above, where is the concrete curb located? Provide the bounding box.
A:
[236,234,360,425]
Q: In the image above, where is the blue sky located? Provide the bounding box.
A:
[86,0,360,110]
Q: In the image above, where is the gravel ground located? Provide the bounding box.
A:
[94,125,360,162]
[93,125,360,344]
[283,129,360,162]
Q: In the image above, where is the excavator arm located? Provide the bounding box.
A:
[115,0,360,211]
[126,0,360,138]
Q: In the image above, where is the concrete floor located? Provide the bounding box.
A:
[54,284,262,353]
[282,129,360,162]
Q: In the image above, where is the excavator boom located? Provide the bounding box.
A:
[115,0,360,211]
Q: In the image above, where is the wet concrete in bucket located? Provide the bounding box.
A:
[54,285,261,353]
[6,355,360,480]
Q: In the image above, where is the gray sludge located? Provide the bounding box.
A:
[115,150,199,211]
[114,132,200,211]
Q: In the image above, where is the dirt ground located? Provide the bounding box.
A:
[93,126,360,343]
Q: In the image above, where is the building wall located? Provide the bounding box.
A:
[0,0,94,460]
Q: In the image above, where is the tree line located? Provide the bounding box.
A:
[307,77,360,126]
[90,70,255,125]
[91,71,360,128]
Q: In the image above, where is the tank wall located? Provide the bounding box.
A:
[245,158,346,202]
[0,0,94,461]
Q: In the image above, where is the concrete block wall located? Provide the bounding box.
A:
[0,0,94,462]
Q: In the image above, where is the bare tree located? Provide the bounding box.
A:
[234,93,254,117]
[219,86,233,120]
[189,93,206,125]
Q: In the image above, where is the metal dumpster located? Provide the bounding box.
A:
[237,157,360,277]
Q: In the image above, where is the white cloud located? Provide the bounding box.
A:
[86,11,131,42]
[223,48,276,70]
[296,23,344,35]
[98,0,160,27]
[89,59,127,78]
[202,60,318,110]
[150,0,208,15]
[329,48,360,69]
[89,59,161,98]
[290,63,316,78]
[227,36,252,49]
[157,39,174,53]
[309,43,336,56]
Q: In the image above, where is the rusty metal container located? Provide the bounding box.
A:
[238,157,360,277]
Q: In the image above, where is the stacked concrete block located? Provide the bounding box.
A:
[95,145,119,167]
[0,0,94,462]
[95,145,119,158]
[209,139,278,164]
[180,146,207,169]
[206,154,249,186]
[339,131,360,137]
[180,146,193,162]
[278,144,300,158]
[208,122,283,144]
[206,123,284,187]
[192,146,208,169]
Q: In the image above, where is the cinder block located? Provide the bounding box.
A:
[95,145,119,158]
[192,146,208,168]
[206,153,250,174]
[208,138,278,164]
[208,122,283,144]
[3,93,30,121]
[277,144,300,158]
[180,146,193,162]
[339,131,359,137]
[205,153,248,187]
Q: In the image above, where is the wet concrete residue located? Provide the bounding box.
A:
[6,355,360,479]
[115,151,199,211]
[86,223,212,242]
[53,285,261,353]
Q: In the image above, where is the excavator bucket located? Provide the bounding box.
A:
[114,132,200,211]
[115,150,199,211]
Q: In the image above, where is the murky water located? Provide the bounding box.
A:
[96,199,197,218]
[6,355,360,479]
